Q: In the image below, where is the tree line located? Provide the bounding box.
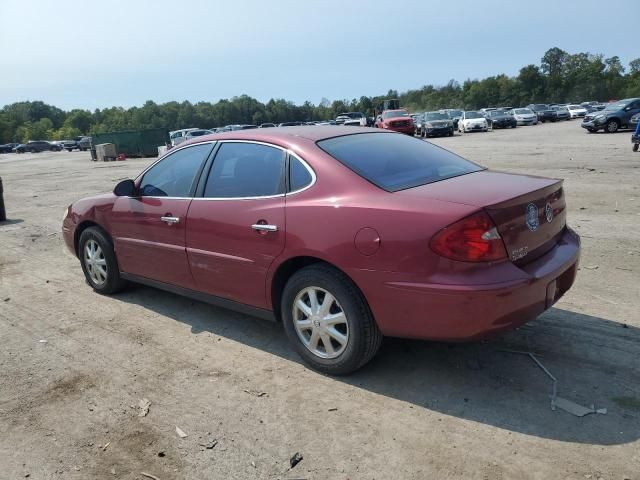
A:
[1,47,638,144]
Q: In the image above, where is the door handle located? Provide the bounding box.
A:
[251,224,278,233]
[161,216,180,225]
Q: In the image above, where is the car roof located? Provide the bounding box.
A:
[180,125,389,146]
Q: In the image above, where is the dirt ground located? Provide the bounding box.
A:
[1,121,639,480]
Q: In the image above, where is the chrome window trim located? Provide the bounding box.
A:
[192,139,317,201]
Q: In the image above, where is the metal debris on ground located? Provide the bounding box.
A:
[175,426,188,438]
[141,472,161,480]
[102,442,110,451]
[138,398,151,417]
[501,349,607,416]
[243,389,268,397]
[199,439,218,450]
[290,452,303,469]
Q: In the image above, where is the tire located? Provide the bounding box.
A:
[281,264,382,375]
[78,227,127,295]
[605,119,619,133]
[66,148,72,152]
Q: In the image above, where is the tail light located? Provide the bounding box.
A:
[430,211,507,262]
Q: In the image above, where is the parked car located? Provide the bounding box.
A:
[566,105,587,118]
[169,128,200,147]
[487,110,517,129]
[0,142,19,153]
[259,123,276,128]
[335,112,367,126]
[62,127,580,374]
[442,109,464,130]
[527,104,558,123]
[14,141,62,153]
[419,111,454,137]
[458,111,489,133]
[62,135,91,151]
[581,98,640,133]
[510,108,538,125]
[278,122,304,127]
[374,109,414,134]
[184,129,214,141]
[550,106,571,121]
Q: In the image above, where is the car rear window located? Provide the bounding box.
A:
[317,133,483,192]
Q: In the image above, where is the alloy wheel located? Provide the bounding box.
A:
[292,286,349,359]
[84,239,108,286]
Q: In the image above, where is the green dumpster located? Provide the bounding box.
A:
[91,128,169,157]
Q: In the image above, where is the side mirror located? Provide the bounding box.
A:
[114,179,137,197]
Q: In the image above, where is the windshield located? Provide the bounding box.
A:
[188,130,211,136]
[347,112,363,118]
[489,111,506,117]
[383,110,409,119]
[447,110,463,117]
[464,111,483,119]
[425,112,448,120]
[514,108,531,114]
[568,105,580,109]
[317,133,482,192]
[533,104,548,111]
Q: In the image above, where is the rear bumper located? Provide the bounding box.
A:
[351,227,580,341]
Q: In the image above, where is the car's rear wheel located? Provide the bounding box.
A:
[281,264,382,375]
[79,227,126,294]
[605,119,619,133]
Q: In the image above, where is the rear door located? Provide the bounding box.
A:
[186,141,287,308]
[110,143,214,288]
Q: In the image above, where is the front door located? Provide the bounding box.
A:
[109,143,214,288]
[186,141,287,309]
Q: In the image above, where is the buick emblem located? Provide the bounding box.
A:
[545,203,553,223]
[525,203,539,231]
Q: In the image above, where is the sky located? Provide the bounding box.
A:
[1,0,638,111]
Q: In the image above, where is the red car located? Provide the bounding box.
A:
[374,109,415,134]
[62,127,580,374]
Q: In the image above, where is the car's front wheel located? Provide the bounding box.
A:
[79,227,127,294]
[605,119,619,133]
[281,264,382,375]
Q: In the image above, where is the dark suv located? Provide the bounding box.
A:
[582,98,640,133]
[527,104,558,123]
[14,141,62,153]
[64,136,92,151]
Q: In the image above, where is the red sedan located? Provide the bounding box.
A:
[62,127,580,374]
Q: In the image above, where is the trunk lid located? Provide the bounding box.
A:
[397,171,566,265]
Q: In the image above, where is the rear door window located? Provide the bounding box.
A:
[317,133,483,192]
[204,142,286,198]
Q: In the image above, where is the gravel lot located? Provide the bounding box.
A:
[1,121,639,480]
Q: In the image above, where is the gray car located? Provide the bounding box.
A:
[582,98,640,133]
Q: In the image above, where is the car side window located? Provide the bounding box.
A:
[204,142,285,198]
[289,155,313,192]
[140,143,212,197]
